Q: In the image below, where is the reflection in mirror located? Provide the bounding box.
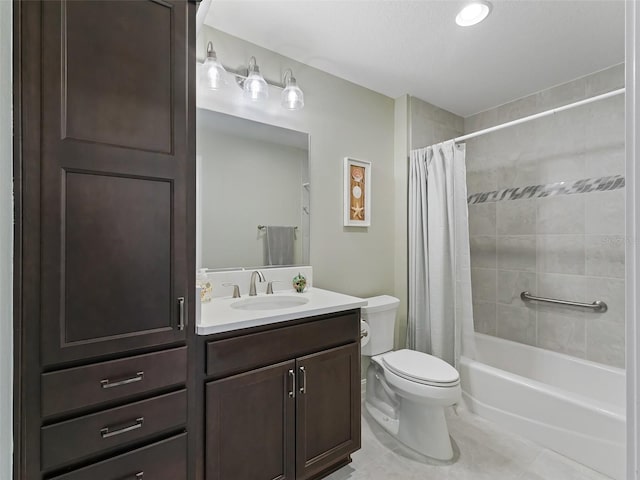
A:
[196,109,310,270]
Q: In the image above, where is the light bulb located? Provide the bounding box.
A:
[202,42,227,90]
[281,73,304,110]
[243,59,268,101]
[456,1,492,27]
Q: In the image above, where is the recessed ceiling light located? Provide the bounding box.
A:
[456,1,492,27]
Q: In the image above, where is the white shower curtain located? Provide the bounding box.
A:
[408,140,475,366]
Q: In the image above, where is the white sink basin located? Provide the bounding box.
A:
[231,295,310,311]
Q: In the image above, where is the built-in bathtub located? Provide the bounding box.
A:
[459,333,625,480]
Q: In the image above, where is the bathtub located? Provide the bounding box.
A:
[459,333,625,480]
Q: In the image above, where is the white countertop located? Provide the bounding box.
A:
[196,287,367,336]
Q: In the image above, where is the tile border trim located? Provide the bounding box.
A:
[468,175,625,205]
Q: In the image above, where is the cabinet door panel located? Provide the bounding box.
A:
[62,0,173,153]
[64,172,172,343]
[39,0,190,366]
[296,343,360,480]
[206,361,296,480]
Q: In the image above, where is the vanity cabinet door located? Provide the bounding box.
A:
[38,0,193,366]
[205,360,296,480]
[295,343,361,480]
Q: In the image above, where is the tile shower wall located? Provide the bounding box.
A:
[465,64,625,368]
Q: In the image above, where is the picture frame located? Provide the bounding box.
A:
[343,157,371,227]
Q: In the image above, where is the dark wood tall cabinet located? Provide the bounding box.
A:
[14,1,196,478]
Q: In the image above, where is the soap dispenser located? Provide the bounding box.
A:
[196,268,213,303]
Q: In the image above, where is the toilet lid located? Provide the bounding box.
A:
[381,349,460,387]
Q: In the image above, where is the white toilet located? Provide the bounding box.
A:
[362,295,461,461]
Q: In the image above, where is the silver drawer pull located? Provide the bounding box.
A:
[288,369,296,398]
[299,366,306,394]
[177,297,185,331]
[100,417,144,439]
[100,372,144,389]
[119,473,144,480]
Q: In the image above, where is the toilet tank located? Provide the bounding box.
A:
[361,295,400,356]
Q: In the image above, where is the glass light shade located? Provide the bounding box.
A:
[281,80,304,110]
[243,68,269,102]
[456,1,491,26]
[202,55,228,90]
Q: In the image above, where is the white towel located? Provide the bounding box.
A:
[264,226,295,266]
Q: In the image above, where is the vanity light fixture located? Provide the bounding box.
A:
[199,43,305,110]
[455,0,492,27]
[243,56,269,102]
[202,41,228,90]
[281,69,304,110]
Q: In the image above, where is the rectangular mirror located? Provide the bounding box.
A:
[196,109,310,271]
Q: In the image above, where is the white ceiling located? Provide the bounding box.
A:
[204,0,624,117]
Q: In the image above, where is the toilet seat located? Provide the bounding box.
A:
[381,349,460,387]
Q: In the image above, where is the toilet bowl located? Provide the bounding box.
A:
[361,296,461,461]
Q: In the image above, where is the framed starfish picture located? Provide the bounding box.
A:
[343,157,371,227]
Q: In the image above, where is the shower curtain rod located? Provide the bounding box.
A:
[452,87,625,143]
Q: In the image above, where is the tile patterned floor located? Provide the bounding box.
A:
[326,406,611,480]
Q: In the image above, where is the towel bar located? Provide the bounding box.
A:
[257,225,298,230]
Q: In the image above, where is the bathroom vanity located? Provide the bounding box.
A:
[201,310,360,479]
[195,279,366,480]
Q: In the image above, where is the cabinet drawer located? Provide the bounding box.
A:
[42,347,187,419]
[50,433,187,480]
[206,310,359,378]
[41,390,186,471]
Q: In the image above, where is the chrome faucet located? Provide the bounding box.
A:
[249,270,265,296]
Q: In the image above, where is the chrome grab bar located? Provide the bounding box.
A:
[520,291,607,313]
